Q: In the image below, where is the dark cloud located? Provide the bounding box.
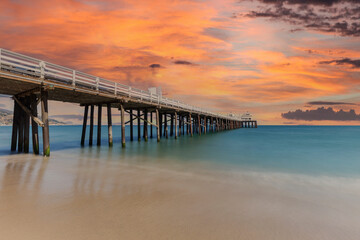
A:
[307,101,357,105]
[149,63,162,68]
[319,58,360,68]
[243,0,360,37]
[256,0,359,6]
[174,60,194,65]
[282,107,360,121]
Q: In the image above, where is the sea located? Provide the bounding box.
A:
[1,125,360,240]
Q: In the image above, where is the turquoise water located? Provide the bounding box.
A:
[1,125,360,177]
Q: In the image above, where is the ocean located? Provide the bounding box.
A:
[1,125,360,240]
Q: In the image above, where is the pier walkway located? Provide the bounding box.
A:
[0,48,257,156]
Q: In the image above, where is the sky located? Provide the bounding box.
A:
[0,0,360,125]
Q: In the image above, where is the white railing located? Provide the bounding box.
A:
[0,48,242,121]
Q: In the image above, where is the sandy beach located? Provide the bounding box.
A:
[1,151,360,240]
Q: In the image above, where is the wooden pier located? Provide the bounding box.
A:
[0,48,257,156]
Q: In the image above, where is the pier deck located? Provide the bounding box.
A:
[0,48,257,156]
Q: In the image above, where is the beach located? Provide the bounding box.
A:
[1,149,360,240]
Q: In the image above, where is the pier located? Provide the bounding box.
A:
[0,48,257,156]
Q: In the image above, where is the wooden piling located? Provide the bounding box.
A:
[150,112,153,138]
[130,109,134,141]
[170,114,174,136]
[11,99,19,151]
[89,105,94,146]
[174,112,178,139]
[81,105,88,147]
[107,103,113,147]
[137,109,141,141]
[156,109,160,142]
[17,98,24,153]
[189,113,193,137]
[203,116,206,134]
[121,104,125,148]
[31,95,39,154]
[178,115,182,137]
[164,114,168,138]
[23,97,30,153]
[198,115,201,136]
[144,109,148,142]
[41,89,50,157]
[159,112,162,139]
[97,104,102,146]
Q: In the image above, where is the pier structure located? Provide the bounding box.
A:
[0,48,257,156]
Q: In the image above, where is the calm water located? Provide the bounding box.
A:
[1,125,360,177]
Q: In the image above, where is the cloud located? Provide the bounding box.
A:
[319,58,360,68]
[149,63,162,68]
[307,101,357,105]
[282,107,360,121]
[174,60,194,65]
[243,0,360,37]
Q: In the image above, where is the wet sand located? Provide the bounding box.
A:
[1,152,360,240]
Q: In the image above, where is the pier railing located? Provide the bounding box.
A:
[0,48,240,121]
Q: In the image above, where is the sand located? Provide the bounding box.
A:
[1,152,360,240]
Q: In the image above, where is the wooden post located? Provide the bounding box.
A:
[189,113,193,137]
[17,98,24,153]
[159,112,162,139]
[182,116,185,135]
[89,105,94,146]
[203,116,206,134]
[137,109,141,141]
[144,109,148,142]
[97,104,102,146]
[198,115,201,136]
[174,112,178,139]
[107,104,113,147]
[170,114,174,136]
[156,109,160,142]
[150,112,153,138]
[164,114,168,138]
[178,115,182,137]
[130,109,134,141]
[121,104,125,148]
[31,95,39,154]
[11,99,19,151]
[255,121,258,128]
[41,89,50,157]
[81,105,88,147]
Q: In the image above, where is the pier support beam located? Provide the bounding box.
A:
[164,114,168,138]
[156,109,160,142]
[144,109,148,142]
[121,104,125,148]
[23,97,30,153]
[198,115,201,136]
[129,109,133,141]
[189,113,193,137]
[41,89,50,157]
[107,104,113,147]
[150,112,153,138]
[137,109,141,142]
[30,95,39,154]
[97,104,102,146]
[11,100,19,151]
[170,114,174,137]
[81,105,88,147]
[174,112,178,139]
[89,105,94,146]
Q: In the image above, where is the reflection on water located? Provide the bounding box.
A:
[1,151,360,240]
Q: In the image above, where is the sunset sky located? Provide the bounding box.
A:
[1,0,360,125]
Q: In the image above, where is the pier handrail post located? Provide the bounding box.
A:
[96,77,99,91]
[114,83,118,96]
[39,61,45,80]
[72,70,76,87]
